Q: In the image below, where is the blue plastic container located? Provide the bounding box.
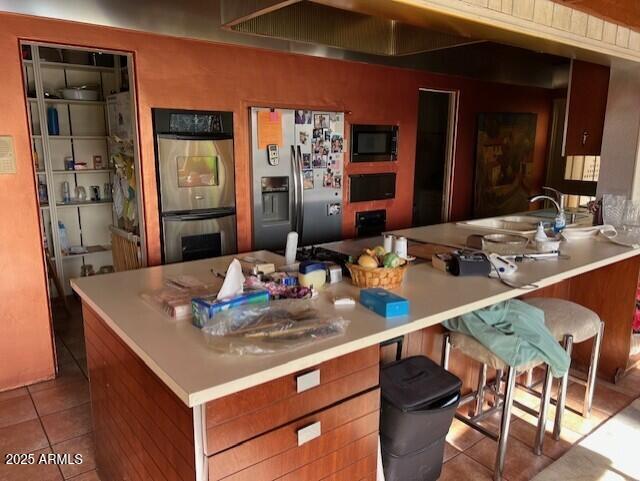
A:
[360,288,409,318]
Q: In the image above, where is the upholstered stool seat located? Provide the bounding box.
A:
[523,298,604,444]
[525,298,601,343]
[449,332,543,372]
[442,331,554,481]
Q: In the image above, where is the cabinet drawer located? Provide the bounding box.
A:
[318,453,377,481]
[208,389,380,481]
[205,346,379,454]
[275,436,377,481]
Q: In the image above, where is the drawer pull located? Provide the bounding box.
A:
[297,421,321,446]
[296,369,320,393]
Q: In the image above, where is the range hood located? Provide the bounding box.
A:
[220,0,481,56]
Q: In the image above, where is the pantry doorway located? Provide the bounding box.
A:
[412,88,458,227]
[20,40,145,374]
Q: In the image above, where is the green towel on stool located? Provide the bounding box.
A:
[443,299,570,377]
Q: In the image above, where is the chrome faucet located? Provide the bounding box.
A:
[542,186,567,211]
[529,187,566,213]
[530,187,575,226]
[529,194,561,213]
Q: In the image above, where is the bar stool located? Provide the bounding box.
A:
[524,298,604,440]
[441,332,553,481]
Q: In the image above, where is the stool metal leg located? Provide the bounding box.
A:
[534,365,553,455]
[553,334,573,440]
[494,366,516,481]
[473,364,488,416]
[583,322,604,418]
[494,369,503,407]
[441,332,451,370]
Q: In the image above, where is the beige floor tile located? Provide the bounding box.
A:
[443,442,461,462]
[0,394,38,429]
[28,362,85,395]
[465,435,554,481]
[31,380,90,417]
[67,469,102,481]
[54,343,76,367]
[565,381,633,416]
[439,453,495,481]
[445,418,485,452]
[51,433,96,479]
[0,418,49,456]
[0,447,63,481]
[508,416,582,460]
[41,403,93,445]
[0,387,28,402]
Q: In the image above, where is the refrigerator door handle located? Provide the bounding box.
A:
[296,145,304,235]
[290,145,299,234]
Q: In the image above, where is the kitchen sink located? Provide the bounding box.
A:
[457,216,544,235]
[524,209,591,223]
[456,214,580,236]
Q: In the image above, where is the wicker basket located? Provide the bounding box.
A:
[346,263,408,289]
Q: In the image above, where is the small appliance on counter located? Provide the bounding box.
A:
[153,108,237,264]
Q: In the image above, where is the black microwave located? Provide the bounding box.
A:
[351,124,398,162]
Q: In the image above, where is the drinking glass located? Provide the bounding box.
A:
[602,194,627,227]
[622,199,640,235]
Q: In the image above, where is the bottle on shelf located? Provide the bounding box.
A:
[37,178,48,204]
[58,221,70,254]
[47,106,59,136]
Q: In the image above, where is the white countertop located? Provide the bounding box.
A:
[71,225,639,407]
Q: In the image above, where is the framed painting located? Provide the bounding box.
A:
[473,113,537,218]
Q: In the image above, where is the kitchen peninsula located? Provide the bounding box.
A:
[71,223,640,481]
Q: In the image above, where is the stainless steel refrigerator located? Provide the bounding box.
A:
[250,107,344,251]
[153,109,237,264]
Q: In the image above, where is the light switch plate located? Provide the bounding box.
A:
[0,136,16,174]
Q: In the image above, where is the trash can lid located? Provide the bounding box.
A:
[381,356,462,411]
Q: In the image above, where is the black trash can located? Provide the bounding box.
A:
[380,356,462,481]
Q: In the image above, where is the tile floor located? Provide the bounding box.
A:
[0,299,97,481]
[1,298,639,481]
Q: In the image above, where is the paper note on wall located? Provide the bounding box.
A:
[0,136,16,174]
[257,110,283,149]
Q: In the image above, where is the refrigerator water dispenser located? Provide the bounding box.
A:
[261,176,289,223]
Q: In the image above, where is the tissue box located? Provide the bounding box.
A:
[191,290,270,328]
[360,288,409,318]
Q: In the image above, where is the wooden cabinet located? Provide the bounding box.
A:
[82,300,380,481]
[563,59,610,156]
[205,345,380,481]
[205,345,379,454]
[208,390,380,481]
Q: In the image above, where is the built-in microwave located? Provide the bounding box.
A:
[351,124,398,162]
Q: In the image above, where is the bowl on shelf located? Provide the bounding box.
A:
[59,87,99,101]
[481,234,529,255]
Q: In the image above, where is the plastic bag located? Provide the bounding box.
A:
[201,300,350,355]
[140,276,222,320]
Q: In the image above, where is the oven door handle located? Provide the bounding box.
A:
[156,133,233,141]
[163,209,235,221]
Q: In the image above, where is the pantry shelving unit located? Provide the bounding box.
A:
[22,42,143,296]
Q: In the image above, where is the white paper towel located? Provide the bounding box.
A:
[216,259,245,300]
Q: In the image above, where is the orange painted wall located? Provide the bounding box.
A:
[0,12,551,390]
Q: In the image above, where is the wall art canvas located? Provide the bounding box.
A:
[474,112,537,218]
